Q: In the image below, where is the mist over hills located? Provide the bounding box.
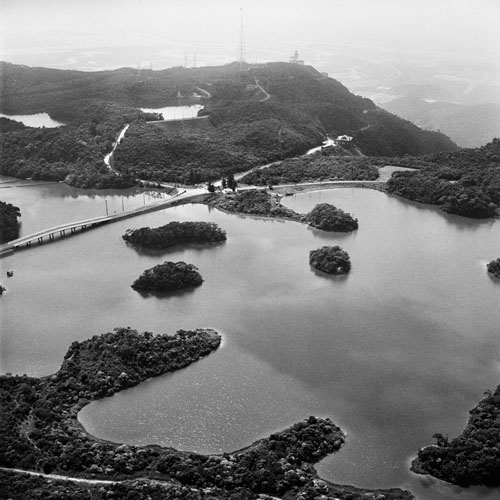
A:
[0,61,457,187]
[383,96,500,148]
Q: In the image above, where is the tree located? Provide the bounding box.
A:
[227,172,237,191]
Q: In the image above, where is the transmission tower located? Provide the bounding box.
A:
[239,8,245,65]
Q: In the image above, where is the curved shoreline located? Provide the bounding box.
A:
[0,327,414,500]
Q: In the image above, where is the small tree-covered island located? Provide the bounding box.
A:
[310,246,352,275]
[487,258,500,279]
[131,261,203,292]
[305,203,358,232]
[0,328,414,500]
[123,221,227,249]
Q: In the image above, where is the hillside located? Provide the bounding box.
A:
[0,61,457,187]
[383,96,500,148]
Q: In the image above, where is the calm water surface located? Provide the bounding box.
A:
[1,183,500,500]
[0,112,64,128]
[140,105,203,120]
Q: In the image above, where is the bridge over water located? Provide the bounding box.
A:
[0,190,206,257]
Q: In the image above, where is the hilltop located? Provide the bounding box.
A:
[0,61,457,187]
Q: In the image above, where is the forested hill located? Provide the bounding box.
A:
[0,61,457,187]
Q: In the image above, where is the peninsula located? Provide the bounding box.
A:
[0,327,414,500]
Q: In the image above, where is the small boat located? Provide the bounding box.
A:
[6,271,14,277]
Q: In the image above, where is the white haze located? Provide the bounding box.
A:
[1,0,499,104]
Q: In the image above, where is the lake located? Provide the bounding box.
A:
[140,104,203,120]
[0,112,64,128]
[1,180,500,500]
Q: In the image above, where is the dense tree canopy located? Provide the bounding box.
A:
[412,386,500,487]
[386,139,500,218]
[1,61,459,189]
[487,258,500,279]
[131,261,203,292]
[123,221,227,249]
[0,200,21,242]
[0,326,413,499]
[309,246,352,275]
[213,190,302,220]
[0,100,158,188]
[240,153,380,186]
[305,203,358,232]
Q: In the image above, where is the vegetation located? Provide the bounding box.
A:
[487,258,500,279]
[386,139,500,218]
[0,328,414,499]
[0,100,159,188]
[310,246,352,275]
[131,261,203,292]
[213,189,302,220]
[240,153,380,186]
[412,386,500,487]
[0,116,26,133]
[123,221,227,250]
[112,101,324,184]
[305,203,358,232]
[1,61,458,189]
[0,200,21,242]
[0,284,6,295]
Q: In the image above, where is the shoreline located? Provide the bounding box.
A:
[0,327,414,499]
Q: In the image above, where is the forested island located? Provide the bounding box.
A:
[123,221,226,249]
[0,200,21,242]
[0,61,456,188]
[305,203,358,232]
[0,327,414,500]
[487,258,500,279]
[213,189,302,220]
[412,385,500,487]
[386,138,500,218]
[131,261,203,292]
[309,246,352,275]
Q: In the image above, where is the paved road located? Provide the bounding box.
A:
[0,466,117,485]
[0,189,205,256]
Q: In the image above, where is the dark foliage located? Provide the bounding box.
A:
[113,100,325,184]
[123,221,227,249]
[310,246,352,275]
[386,139,500,218]
[0,116,26,133]
[412,386,500,487]
[0,326,413,499]
[487,258,500,279]
[131,261,203,292]
[305,203,358,232]
[0,200,21,242]
[214,190,302,220]
[0,100,155,188]
[241,153,379,186]
[1,61,458,189]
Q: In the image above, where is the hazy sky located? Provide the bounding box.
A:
[0,0,499,70]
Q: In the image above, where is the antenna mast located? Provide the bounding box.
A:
[239,8,245,65]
